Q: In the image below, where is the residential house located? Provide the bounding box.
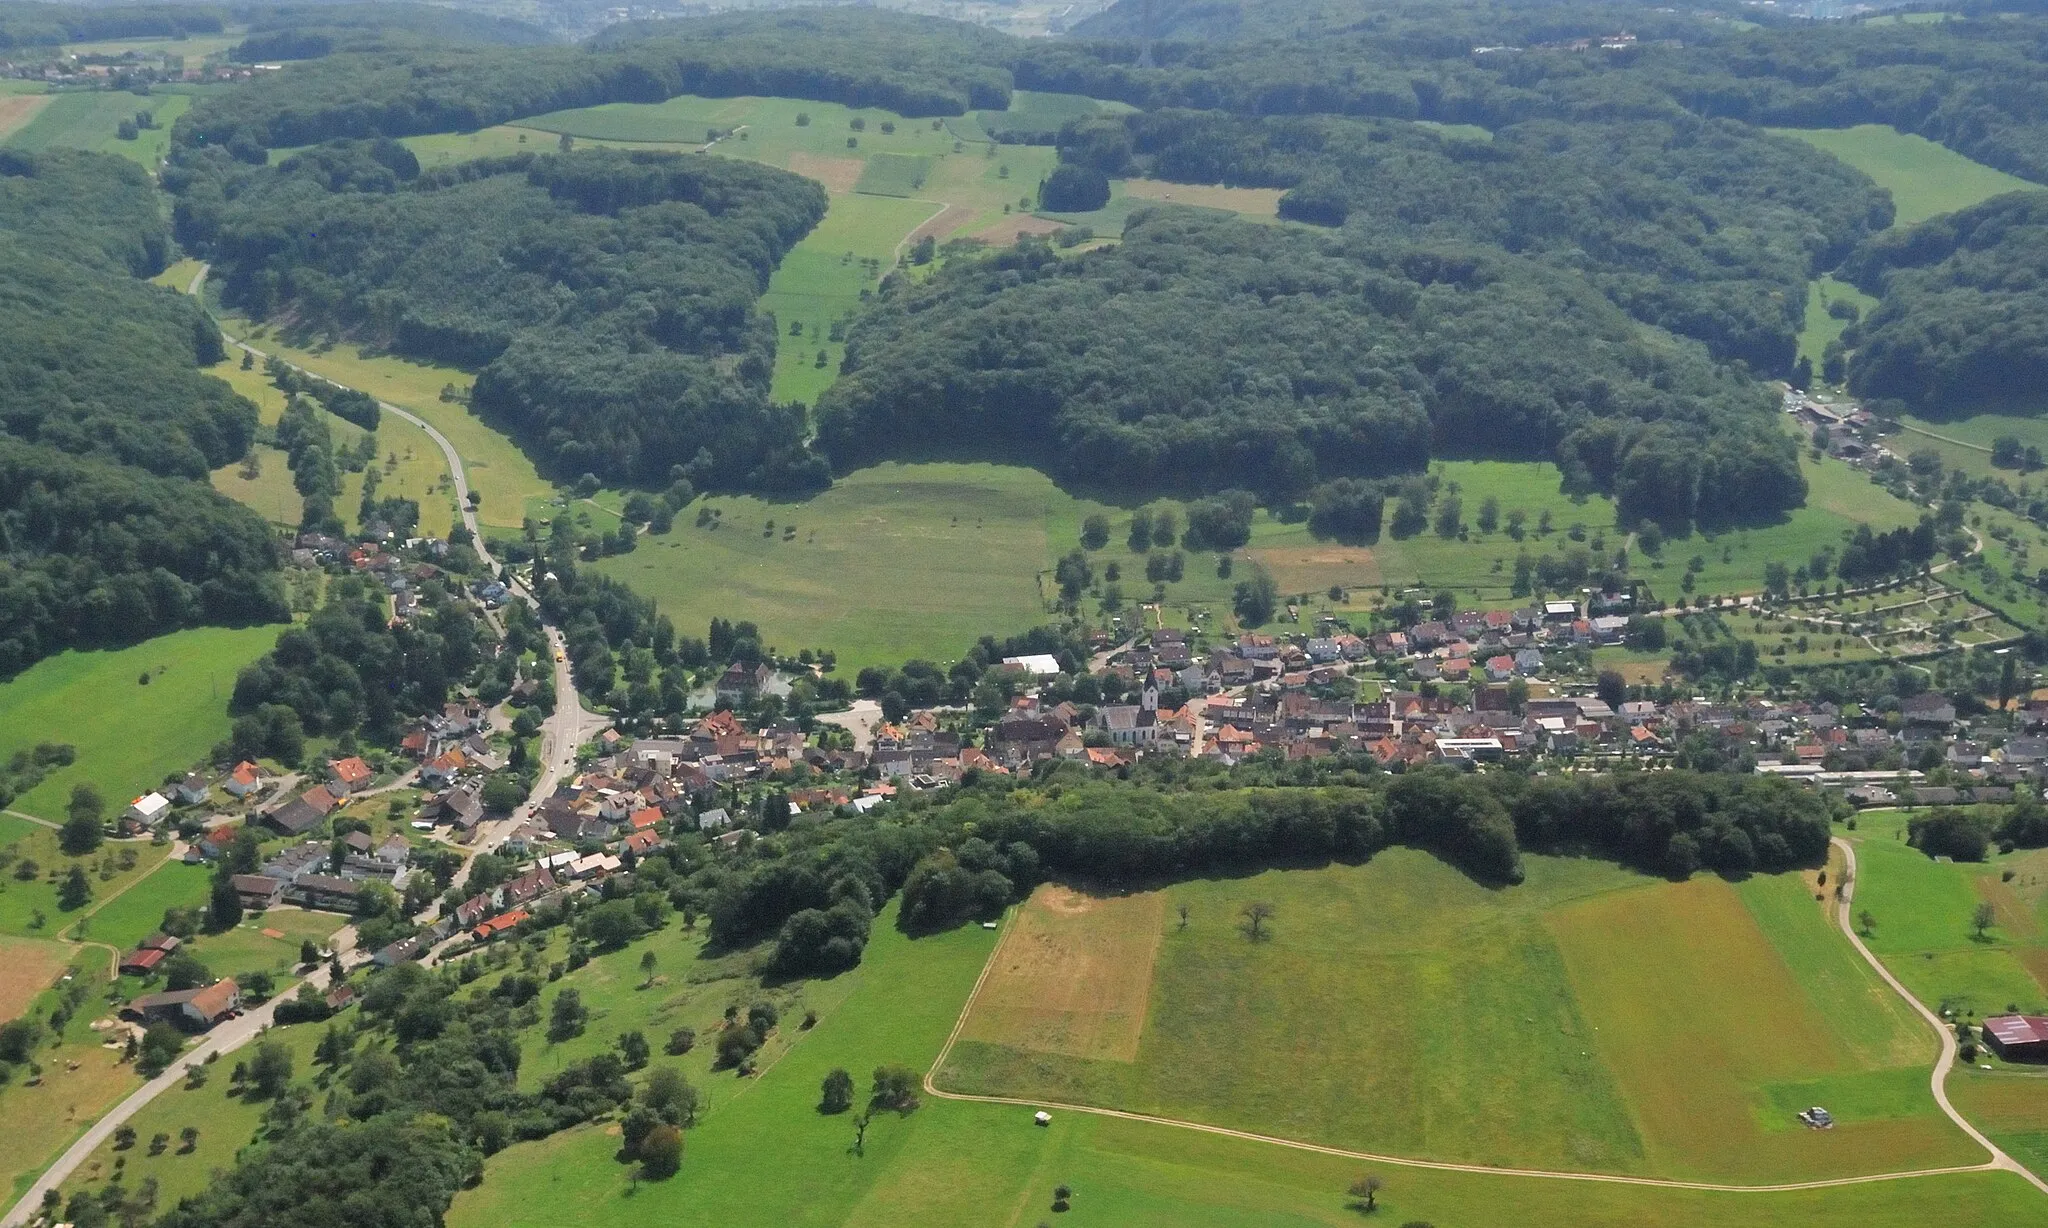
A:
[715,661,775,706]
[231,873,286,910]
[223,761,263,798]
[1902,693,1957,725]
[327,756,374,794]
[125,792,172,826]
[695,807,733,832]
[284,874,365,912]
[174,773,210,806]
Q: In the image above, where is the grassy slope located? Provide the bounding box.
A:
[437,891,2048,1228]
[1772,126,2040,227]
[0,626,282,821]
[942,851,1969,1182]
[218,316,542,531]
[0,90,188,167]
[1848,813,2048,1020]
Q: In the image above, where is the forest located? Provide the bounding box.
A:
[818,211,1802,526]
[1058,109,1889,372]
[171,141,829,487]
[1836,191,2048,415]
[175,9,1018,154]
[0,2,220,49]
[0,149,283,677]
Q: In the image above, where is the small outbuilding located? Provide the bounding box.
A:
[1033,1111,1051,1127]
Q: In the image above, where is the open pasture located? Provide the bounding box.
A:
[0,89,186,166]
[960,887,1164,1062]
[219,316,541,531]
[1120,178,1284,216]
[0,91,51,141]
[939,850,1971,1182]
[853,152,931,197]
[1849,822,2048,1020]
[440,871,2045,1228]
[0,627,281,823]
[1775,125,2041,227]
[0,817,170,942]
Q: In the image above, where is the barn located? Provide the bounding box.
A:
[1981,1014,2048,1062]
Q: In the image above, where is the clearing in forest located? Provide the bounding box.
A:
[1121,178,1284,216]
[960,886,1164,1061]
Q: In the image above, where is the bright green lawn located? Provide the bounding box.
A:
[1773,125,2042,227]
[210,444,303,527]
[758,193,940,405]
[75,860,210,952]
[970,89,1132,142]
[0,626,283,821]
[173,907,344,984]
[0,817,170,941]
[1797,274,1879,372]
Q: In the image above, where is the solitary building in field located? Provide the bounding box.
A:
[1982,1014,2048,1062]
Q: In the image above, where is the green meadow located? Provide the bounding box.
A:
[940,851,1970,1183]
[0,89,188,167]
[1774,125,2041,227]
[1848,814,2048,1022]
[427,878,2046,1228]
[0,626,283,822]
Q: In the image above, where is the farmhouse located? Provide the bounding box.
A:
[327,756,374,793]
[1982,1014,2048,1062]
[223,760,263,797]
[126,792,171,825]
[127,978,240,1030]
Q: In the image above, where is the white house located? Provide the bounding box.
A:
[125,792,172,825]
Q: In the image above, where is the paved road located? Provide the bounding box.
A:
[1830,836,2048,1196]
[921,863,2048,1199]
[2,935,361,1228]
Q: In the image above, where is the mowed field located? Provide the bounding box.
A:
[0,934,74,1022]
[938,851,1975,1183]
[593,446,1921,673]
[0,626,282,822]
[0,91,52,141]
[432,884,2048,1228]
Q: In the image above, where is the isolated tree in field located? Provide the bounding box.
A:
[644,1066,698,1127]
[618,1030,651,1070]
[178,1126,199,1153]
[1240,901,1275,941]
[639,1124,683,1179]
[1080,514,1110,550]
[61,784,105,854]
[113,1125,136,1150]
[1972,901,1997,939]
[248,1039,293,1099]
[640,949,658,986]
[852,1110,871,1156]
[547,988,587,1043]
[870,1065,921,1114]
[1857,908,1875,936]
[820,1067,854,1114]
[1176,901,1190,931]
[1348,1174,1383,1211]
[57,866,91,911]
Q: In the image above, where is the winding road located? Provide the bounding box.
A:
[0,271,608,1228]
[921,840,2048,1199]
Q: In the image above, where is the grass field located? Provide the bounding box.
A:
[0,934,73,1022]
[590,447,1922,673]
[0,626,282,823]
[940,850,1971,1182]
[0,817,173,942]
[210,444,303,527]
[1796,274,1879,372]
[969,90,1132,142]
[57,1017,323,1212]
[217,315,542,531]
[1849,815,2048,1021]
[1774,125,2042,227]
[1949,1068,2048,1181]
[439,884,2048,1228]
[75,860,210,954]
[0,89,188,166]
[853,152,931,197]
[960,887,1164,1061]
[0,92,51,141]
[1120,178,1283,216]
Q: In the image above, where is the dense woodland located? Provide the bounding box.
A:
[820,211,1800,525]
[0,149,283,677]
[1837,191,2048,415]
[177,9,1018,154]
[1059,109,1890,372]
[0,2,220,49]
[172,142,828,487]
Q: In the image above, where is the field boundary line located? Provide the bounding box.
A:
[923,876,2042,1197]
[1831,836,2048,1196]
